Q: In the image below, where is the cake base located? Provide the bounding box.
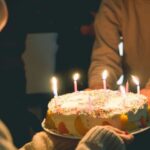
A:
[42,119,150,139]
[42,119,80,139]
[45,89,149,138]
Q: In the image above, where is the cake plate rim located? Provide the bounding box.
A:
[41,119,81,139]
[41,119,150,139]
[129,122,150,135]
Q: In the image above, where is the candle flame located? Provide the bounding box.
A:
[102,70,108,80]
[132,75,139,85]
[118,42,124,56]
[51,76,58,96]
[73,73,80,81]
[117,75,124,85]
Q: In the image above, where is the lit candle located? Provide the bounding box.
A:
[117,75,124,86]
[132,75,140,94]
[117,75,126,95]
[119,85,126,96]
[51,76,58,97]
[73,73,80,92]
[102,70,108,90]
[118,41,124,56]
[125,81,129,93]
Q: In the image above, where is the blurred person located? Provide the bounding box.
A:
[0,0,42,147]
[88,0,150,149]
[88,0,150,93]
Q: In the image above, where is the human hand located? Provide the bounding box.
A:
[76,125,134,150]
[102,125,134,144]
[26,131,79,150]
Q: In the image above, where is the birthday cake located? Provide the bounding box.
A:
[44,89,149,137]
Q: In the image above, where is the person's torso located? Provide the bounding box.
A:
[121,0,150,88]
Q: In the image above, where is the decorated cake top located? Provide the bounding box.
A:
[48,89,148,118]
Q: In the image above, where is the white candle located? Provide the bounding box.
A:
[117,75,124,85]
[131,75,140,94]
[51,76,58,97]
[120,85,126,106]
[117,75,126,95]
[73,73,80,92]
[102,70,108,90]
[119,85,126,96]
[125,81,129,93]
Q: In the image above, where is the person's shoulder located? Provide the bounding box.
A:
[102,0,123,5]
[0,120,13,142]
[0,120,17,150]
[100,0,123,11]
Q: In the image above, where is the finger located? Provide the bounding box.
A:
[116,133,134,144]
[104,125,126,134]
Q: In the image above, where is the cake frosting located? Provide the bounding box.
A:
[45,89,149,137]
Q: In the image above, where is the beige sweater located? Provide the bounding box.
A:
[0,120,17,150]
[0,0,8,31]
[20,127,126,150]
[0,120,126,150]
[88,0,150,90]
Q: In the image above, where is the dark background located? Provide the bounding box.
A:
[0,0,101,147]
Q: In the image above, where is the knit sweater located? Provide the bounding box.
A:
[0,0,8,31]
[88,0,150,90]
[20,127,126,150]
[0,120,17,150]
[75,126,126,150]
[0,120,126,150]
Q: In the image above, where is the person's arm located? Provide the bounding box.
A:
[0,120,17,150]
[20,126,133,150]
[88,0,123,89]
[20,131,79,150]
[0,0,8,31]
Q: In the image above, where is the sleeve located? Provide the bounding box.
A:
[20,132,54,150]
[0,120,17,150]
[88,0,123,89]
[75,126,126,150]
[20,131,78,150]
[0,0,8,31]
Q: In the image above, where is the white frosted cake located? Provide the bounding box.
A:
[44,89,149,137]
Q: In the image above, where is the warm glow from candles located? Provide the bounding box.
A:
[131,75,140,94]
[73,73,80,81]
[73,73,80,92]
[102,70,108,90]
[51,76,58,97]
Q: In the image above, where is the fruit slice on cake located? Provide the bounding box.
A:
[58,122,69,134]
[74,116,88,136]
